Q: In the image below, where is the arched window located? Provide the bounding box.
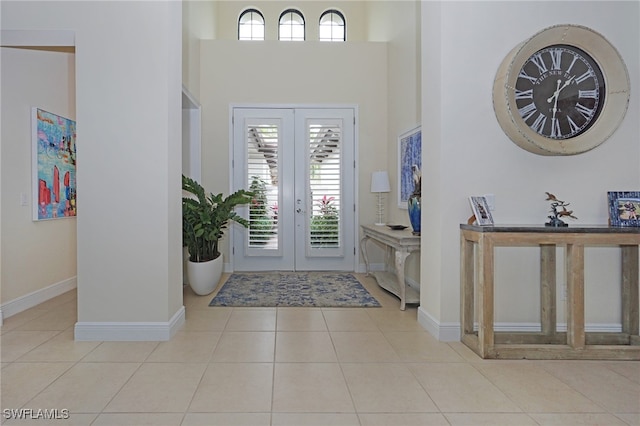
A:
[319,10,345,42]
[279,9,305,41]
[238,9,265,40]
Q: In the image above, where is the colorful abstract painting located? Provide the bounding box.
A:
[32,108,77,220]
[398,126,421,208]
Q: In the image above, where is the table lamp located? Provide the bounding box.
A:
[371,171,390,226]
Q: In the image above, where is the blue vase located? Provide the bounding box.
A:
[407,194,421,235]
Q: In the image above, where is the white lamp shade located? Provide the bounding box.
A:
[371,171,390,193]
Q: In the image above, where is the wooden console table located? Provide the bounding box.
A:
[360,224,420,310]
[460,224,639,360]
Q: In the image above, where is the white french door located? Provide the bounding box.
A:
[232,107,356,271]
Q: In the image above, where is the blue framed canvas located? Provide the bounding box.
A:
[32,108,77,220]
[397,125,421,208]
[608,191,640,227]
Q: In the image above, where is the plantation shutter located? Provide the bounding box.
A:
[233,107,355,272]
[245,120,282,255]
[306,118,343,256]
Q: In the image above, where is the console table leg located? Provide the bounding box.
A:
[395,250,410,310]
[540,244,557,337]
[360,236,371,276]
[621,245,639,336]
[566,243,585,349]
[477,235,495,357]
[460,234,475,337]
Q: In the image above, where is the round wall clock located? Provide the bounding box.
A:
[493,24,630,155]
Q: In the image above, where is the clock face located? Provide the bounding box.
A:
[514,45,605,140]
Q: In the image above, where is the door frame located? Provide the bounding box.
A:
[227,103,360,272]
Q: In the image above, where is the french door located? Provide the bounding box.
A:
[232,107,356,271]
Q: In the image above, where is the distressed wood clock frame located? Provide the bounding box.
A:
[493,24,630,155]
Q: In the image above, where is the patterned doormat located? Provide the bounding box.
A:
[209,272,381,307]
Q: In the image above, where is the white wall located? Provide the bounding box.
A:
[199,40,388,266]
[183,0,216,96]
[2,1,184,339]
[0,47,77,312]
[420,1,640,336]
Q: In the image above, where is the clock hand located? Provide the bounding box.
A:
[547,79,562,104]
[557,75,574,94]
[547,76,575,103]
[548,79,562,121]
[547,76,575,121]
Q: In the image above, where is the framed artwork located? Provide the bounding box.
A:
[608,191,639,227]
[397,125,421,208]
[469,196,494,226]
[32,108,77,220]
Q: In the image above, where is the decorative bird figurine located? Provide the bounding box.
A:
[545,192,558,201]
[558,206,578,220]
[545,192,576,227]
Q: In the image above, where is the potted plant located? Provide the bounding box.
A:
[182,174,252,295]
[248,176,275,245]
[310,195,340,246]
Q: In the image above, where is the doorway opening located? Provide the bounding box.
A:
[232,107,357,272]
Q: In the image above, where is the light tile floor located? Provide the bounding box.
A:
[1,273,639,426]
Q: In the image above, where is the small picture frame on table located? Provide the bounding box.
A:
[608,191,640,227]
[468,196,494,226]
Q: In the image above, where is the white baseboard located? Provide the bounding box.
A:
[74,306,185,341]
[357,262,386,273]
[556,323,622,333]
[417,307,460,341]
[0,277,77,323]
[417,307,623,342]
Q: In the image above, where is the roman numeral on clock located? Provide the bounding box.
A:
[518,102,537,121]
[566,55,579,74]
[531,113,547,134]
[567,116,580,134]
[551,118,562,138]
[515,89,533,100]
[575,69,595,84]
[575,103,595,119]
[579,89,598,99]
[518,69,538,84]
[549,49,563,71]
[530,53,548,74]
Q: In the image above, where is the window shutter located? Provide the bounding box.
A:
[308,122,342,249]
[247,124,279,250]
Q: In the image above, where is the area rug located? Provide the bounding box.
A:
[209,272,381,307]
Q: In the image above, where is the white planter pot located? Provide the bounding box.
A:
[186,255,223,296]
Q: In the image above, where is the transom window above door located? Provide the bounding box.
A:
[279,9,305,41]
[319,10,346,41]
[238,9,265,41]
[236,7,346,41]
